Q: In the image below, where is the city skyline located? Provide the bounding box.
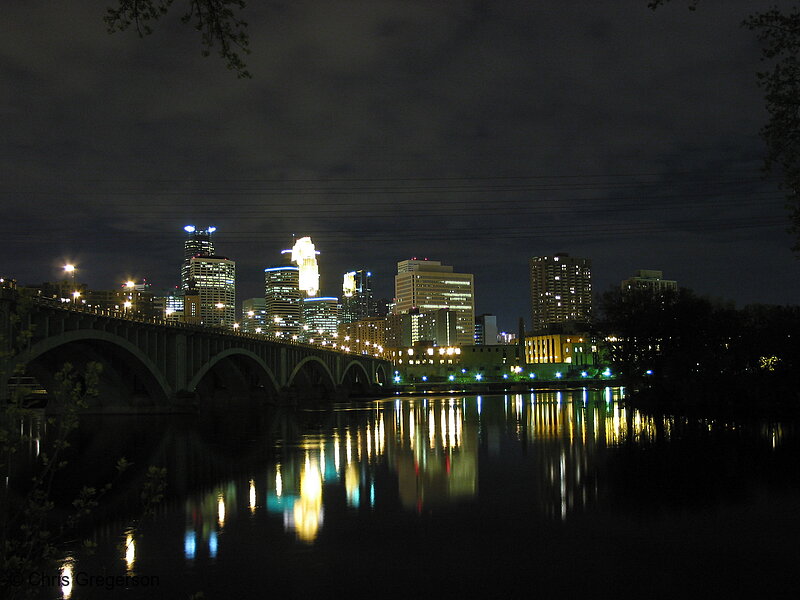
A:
[2,2,799,331]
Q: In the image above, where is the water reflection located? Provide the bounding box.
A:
[8,388,797,599]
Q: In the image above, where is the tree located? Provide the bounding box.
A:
[105,0,251,78]
[651,1,800,250]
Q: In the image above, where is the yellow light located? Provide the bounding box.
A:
[124,531,135,571]
[125,280,136,288]
[427,348,434,355]
[233,322,240,329]
[72,291,80,299]
[63,264,75,273]
[294,458,323,542]
[217,493,225,527]
[123,301,132,309]
[61,559,74,599]
[249,479,256,513]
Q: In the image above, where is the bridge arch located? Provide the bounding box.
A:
[286,355,337,391]
[188,348,280,399]
[8,330,173,408]
[374,363,389,386]
[340,359,372,386]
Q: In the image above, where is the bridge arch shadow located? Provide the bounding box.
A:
[340,360,373,396]
[286,355,337,403]
[189,348,280,406]
[8,331,172,411]
[374,363,389,387]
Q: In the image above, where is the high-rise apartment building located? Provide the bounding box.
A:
[185,255,236,328]
[341,269,375,324]
[181,225,217,289]
[264,266,302,339]
[621,270,677,295]
[394,259,475,346]
[302,297,339,342]
[529,253,592,333]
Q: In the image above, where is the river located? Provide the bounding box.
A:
[10,388,800,599]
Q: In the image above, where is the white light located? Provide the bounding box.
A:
[207,226,217,233]
[184,225,196,233]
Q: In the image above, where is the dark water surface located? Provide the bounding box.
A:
[18,388,800,599]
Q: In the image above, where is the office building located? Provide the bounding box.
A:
[529,253,592,333]
[621,270,678,295]
[185,256,235,328]
[474,314,498,345]
[242,297,268,333]
[341,269,375,324]
[265,266,302,339]
[181,225,217,290]
[394,259,475,346]
[302,297,339,342]
[287,236,320,298]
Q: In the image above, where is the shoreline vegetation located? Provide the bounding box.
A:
[599,287,800,421]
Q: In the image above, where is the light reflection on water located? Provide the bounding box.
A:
[163,388,789,548]
[12,388,798,598]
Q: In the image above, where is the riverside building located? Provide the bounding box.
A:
[394,259,475,346]
[529,253,592,333]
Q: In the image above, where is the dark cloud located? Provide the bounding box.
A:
[1,0,796,329]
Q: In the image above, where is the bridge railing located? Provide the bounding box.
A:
[17,294,384,359]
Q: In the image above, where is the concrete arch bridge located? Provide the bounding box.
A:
[0,292,391,412]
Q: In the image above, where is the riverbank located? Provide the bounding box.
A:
[622,376,800,420]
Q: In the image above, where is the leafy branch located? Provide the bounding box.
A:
[105,0,251,78]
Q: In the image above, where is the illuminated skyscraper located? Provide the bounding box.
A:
[302,297,339,342]
[529,253,592,333]
[287,236,320,298]
[265,266,302,339]
[394,259,475,346]
[186,255,236,328]
[341,269,375,324]
[181,225,217,289]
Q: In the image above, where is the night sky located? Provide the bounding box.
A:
[2,1,798,331]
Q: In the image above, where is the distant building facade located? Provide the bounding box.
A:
[302,297,339,341]
[529,253,592,333]
[241,297,268,333]
[264,266,302,339]
[341,269,375,324]
[181,225,216,290]
[186,256,236,328]
[621,270,677,295]
[474,314,498,345]
[394,259,475,346]
[338,316,386,356]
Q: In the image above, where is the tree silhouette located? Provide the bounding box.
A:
[651,1,800,250]
[106,0,251,78]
